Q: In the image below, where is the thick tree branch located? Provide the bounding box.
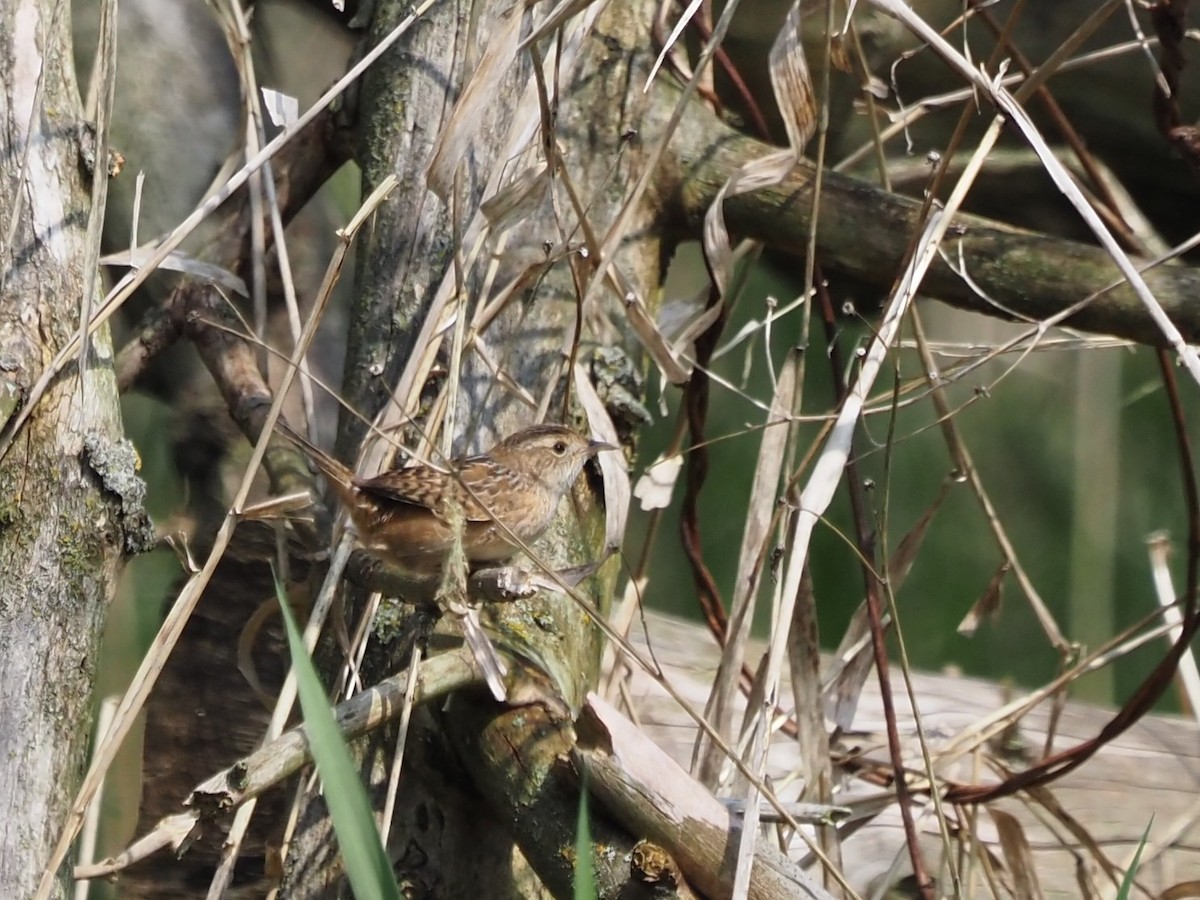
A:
[669,113,1200,347]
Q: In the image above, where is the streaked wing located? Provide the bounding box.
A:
[456,459,527,521]
[354,462,512,523]
[352,468,446,512]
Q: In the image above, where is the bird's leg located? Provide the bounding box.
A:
[398,600,442,657]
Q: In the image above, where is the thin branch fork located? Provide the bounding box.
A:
[74,650,476,881]
[114,105,353,394]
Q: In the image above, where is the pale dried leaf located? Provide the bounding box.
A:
[958,561,1009,637]
[633,452,683,511]
[100,247,248,297]
[990,808,1045,900]
[260,87,298,128]
[624,287,692,384]
[887,477,952,586]
[703,148,795,302]
[693,148,796,403]
[767,3,816,150]
[574,363,630,553]
[480,163,551,231]
[427,4,524,200]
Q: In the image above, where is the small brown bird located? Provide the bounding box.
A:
[277,421,615,698]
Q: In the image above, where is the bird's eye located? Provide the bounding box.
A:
[552,440,568,456]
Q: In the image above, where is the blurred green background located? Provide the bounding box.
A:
[629,243,1194,711]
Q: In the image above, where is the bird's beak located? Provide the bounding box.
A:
[587,439,618,455]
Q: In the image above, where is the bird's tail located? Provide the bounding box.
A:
[274,420,356,494]
[457,608,509,702]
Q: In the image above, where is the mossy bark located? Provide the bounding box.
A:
[0,1,141,895]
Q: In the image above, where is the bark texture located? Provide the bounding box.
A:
[0,0,146,895]
[280,0,670,895]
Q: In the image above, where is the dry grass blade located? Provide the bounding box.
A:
[1148,532,1200,719]
[517,0,603,52]
[575,0,741,378]
[906,314,1069,652]
[786,566,833,852]
[822,600,885,731]
[73,695,118,899]
[693,351,796,786]
[75,0,118,398]
[887,476,953,587]
[74,651,477,881]
[376,4,608,437]
[1021,784,1125,892]
[624,289,693,384]
[98,247,249,296]
[627,606,1200,896]
[480,164,551,230]
[757,204,955,897]
[645,0,706,89]
[1159,881,1200,899]
[66,1,1200,894]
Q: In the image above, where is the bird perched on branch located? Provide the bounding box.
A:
[276,421,615,699]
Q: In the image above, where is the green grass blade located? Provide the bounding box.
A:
[1115,816,1153,900]
[274,570,402,900]
[574,775,596,900]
